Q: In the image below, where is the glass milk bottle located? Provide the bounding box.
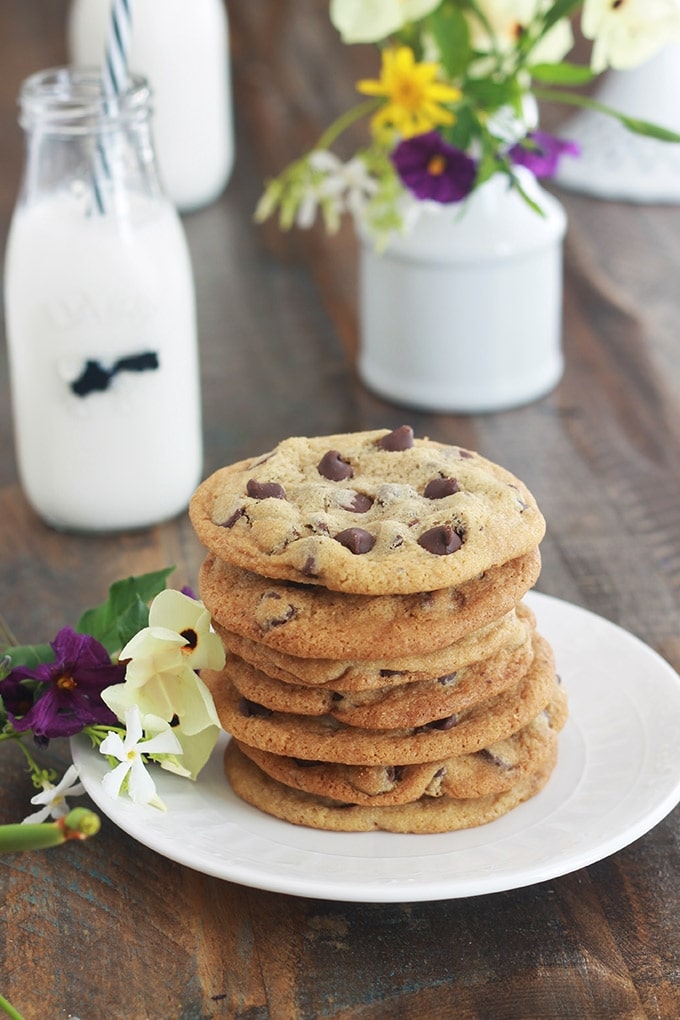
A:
[67,0,234,211]
[4,68,203,532]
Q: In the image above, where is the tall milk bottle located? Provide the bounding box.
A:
[68,0,234,211]
[4,67,203,532]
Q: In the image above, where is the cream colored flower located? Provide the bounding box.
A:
[103,667,221,781]
[330,0,442,43]
[582,0,680,73]
[101,590,225,780]
[145,589,224,672]
[467,0,573,66]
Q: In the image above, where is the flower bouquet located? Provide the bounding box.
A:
[256,0,680,243]
[255,0,680,415]
[0,569,225,853]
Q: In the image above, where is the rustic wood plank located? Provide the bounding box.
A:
[0,2,678,1018]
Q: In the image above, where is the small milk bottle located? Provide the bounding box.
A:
[4,67,203,532]
[67,0,234,211]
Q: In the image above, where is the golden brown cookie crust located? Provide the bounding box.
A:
[199,548,541,660]
[233,685,567,807]
[205,632,557,766]
[214,604,533,691]
[225,621,535,731]
[224,741,557,833]
[190,429,545,595]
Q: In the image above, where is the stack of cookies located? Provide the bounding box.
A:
[190,426,567,834]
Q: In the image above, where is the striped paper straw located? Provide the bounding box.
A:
[92,0,133,212]
[103,0,132,100]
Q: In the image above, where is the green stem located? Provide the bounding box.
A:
[533,87,680,142]
[0,808,100,853]
[316,98,381,151]
[0,731,44,779]
[0,994,26,1020]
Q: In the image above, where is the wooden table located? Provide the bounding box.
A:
[1,3,679,1018]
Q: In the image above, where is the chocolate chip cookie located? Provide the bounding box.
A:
[232,685,567,806]
[190,427,545,595]
[213,603,533,692]
[199,548,541,660]
[223,622,535,730]
[224,741,557,833]
[205,632,557,766]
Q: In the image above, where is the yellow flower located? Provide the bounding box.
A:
[357,46,461,139]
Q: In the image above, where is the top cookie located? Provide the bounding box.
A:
[189,426,545,595]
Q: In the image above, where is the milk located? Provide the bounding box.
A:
[68,0,234,211]
[5,193,203,531]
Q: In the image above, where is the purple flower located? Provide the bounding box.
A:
[509,131,580,178]
[0,627,123,740]
[391,131,478,204]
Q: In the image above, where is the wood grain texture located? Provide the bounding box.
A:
[0,2,678,1018]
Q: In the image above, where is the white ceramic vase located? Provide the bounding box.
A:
[358,169,567,414]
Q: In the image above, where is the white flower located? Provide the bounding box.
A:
[100,706,182,809]
[467,0,573,66]
[330,0,441,43]
[122,589,225,677]
[101,589,225,781]
[309,151,379,219]
[295,175,334,229]
[22,764,85,824]
[582,0,680,73]
[102,668,221,781]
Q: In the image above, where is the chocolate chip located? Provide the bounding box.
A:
[437,672,457,685]
[238,698,272,718]
[318,450,353,481]
[385,766,403,784]
[344,492,373,514]
[478,748,511,769]
[301,556,319,577]
[378,425,414,451]
[508,484,530,511]
[221,506,245,528]
[379,669,405,677]
[257,591,297,629]
[459,449,474,459]
[417,524,463,555]
[246,479,286,500]
[424,477,459,499]
[417,714,459,732]
[334,527,376,554]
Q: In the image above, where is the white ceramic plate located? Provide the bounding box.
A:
[71,592,680,902]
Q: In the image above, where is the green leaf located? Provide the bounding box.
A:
[427,5,472,79]
[115,595,152,651]
[540,0,583,34]
[464,77,521,113]
[445,105,478,151]
[2,643,54,669]
[76,567,175,653]
[529,61,595,86]
[617,114,680,143]
[533,87,680,143]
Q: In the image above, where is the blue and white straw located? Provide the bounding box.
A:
[93,0,133,213]
[103,0,132,100]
